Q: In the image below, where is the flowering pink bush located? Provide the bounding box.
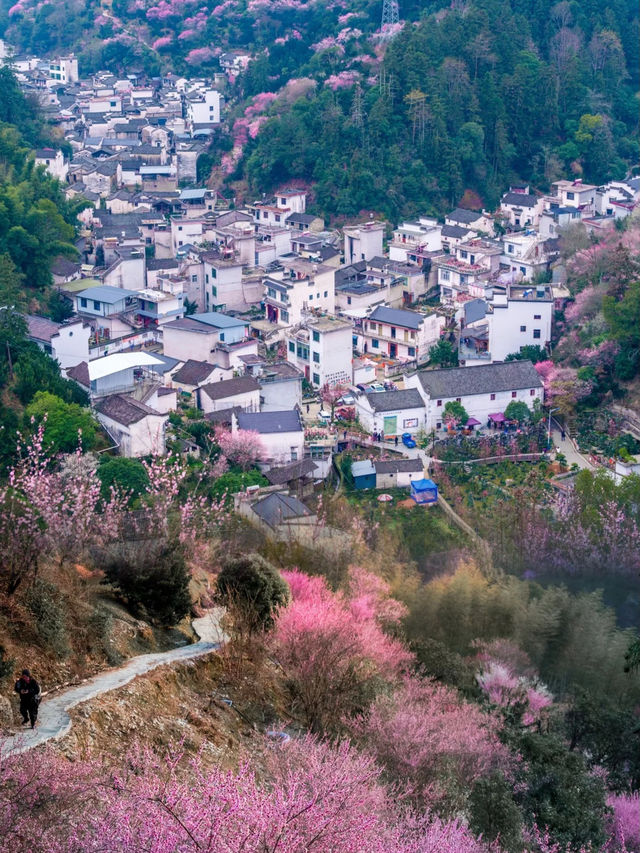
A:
[271,569,411,731]
[244,91,277,117]
[0,739,492,852]
[325,71,360,89]
[215,427,265,470]
[152,35,173,49]
[351,675,511,809]
[606,793,640,851]
[476,658,552,727]
[185,46,214,64]
[177,27,196,39]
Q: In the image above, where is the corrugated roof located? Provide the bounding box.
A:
[172,359,216,385]
[24,314,62,342]
[374,459,423,474]
[265,459,317,484]
[76,285,133,304]
[88,352,163,381]
[192,311,246,329]
[96,393,164,426]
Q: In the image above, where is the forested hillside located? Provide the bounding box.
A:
[2,0,638,219]
[242,0,639,219]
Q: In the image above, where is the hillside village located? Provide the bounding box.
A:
[4,46,640,478]
[1,14,640,853]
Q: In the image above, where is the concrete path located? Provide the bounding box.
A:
[0,608,226,758]
[551,424,595,471]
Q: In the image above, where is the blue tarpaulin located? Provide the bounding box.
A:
[410,478,438,504]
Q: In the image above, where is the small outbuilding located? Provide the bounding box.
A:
[410,478,438,505]
[351,459,376,490]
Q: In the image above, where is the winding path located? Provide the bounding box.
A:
[0,609,226,758]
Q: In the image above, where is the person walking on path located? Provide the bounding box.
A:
[561,429,566,441]
[14,669,40,729]
[394,435,399,447]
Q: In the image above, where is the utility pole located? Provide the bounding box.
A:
[380,0,400,39]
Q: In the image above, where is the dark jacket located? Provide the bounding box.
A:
[14,677,40,703]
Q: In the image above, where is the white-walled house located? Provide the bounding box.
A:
[550,179,597,213]
[459,286,553,365]
[389,217,442,262]
[35,147,68,181]
[359,306,444,363]
[405,361,543,431]
[171,359,227,396]
[24,315,91,371]
[285,315,352,387]
[354,389,425,438]
[499,191,544,229]
[199,376,260,414]
[185,89,223,127]
[343,221,385,265]
[256,361,304,412]
[234,409,305,470]
[445,208,494,235]
[95,393,167,457]
[264,260,335,328]
[162,312,249,364]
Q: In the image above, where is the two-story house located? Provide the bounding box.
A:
[389,217,443,263]
[458,286,553,365]
[263,257,335,328]
[343,221,385,265]
[359,306,444,363]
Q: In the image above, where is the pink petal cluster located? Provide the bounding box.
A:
[185,46,214,64]
[214,427,265,470]
[152,35,173,49]
[244,91,277,116]
[325,70,359,90]
[0,739,491,852]
[177,27,196,39]
[351,675,512,808]
[606,793,640,852]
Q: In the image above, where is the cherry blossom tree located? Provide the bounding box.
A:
[214,426,266,471]
[319,382,349,420]
[0,739,493,853]
[350,675,511,812]
[270,568,411,732]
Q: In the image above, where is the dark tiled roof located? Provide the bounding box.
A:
[502,192,537,208]
[96,393,163,426]
[368,306,423,330]
[24,314,62,342]
[146,258,179,270]
[374,458,423,474]
[51,256,81,277]
[200,376,260,401]
[67,361,90,386]
[447,207,483,224]
[203,406,241,425]
[441,224,473,238]
[265,459,317,484]
[237,409,303,434]
[366,389,424,413]
[251,492,311,527]
[415,361,542,399]
[172,359,216,385]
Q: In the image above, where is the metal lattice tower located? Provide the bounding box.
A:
[380,0,399,38]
